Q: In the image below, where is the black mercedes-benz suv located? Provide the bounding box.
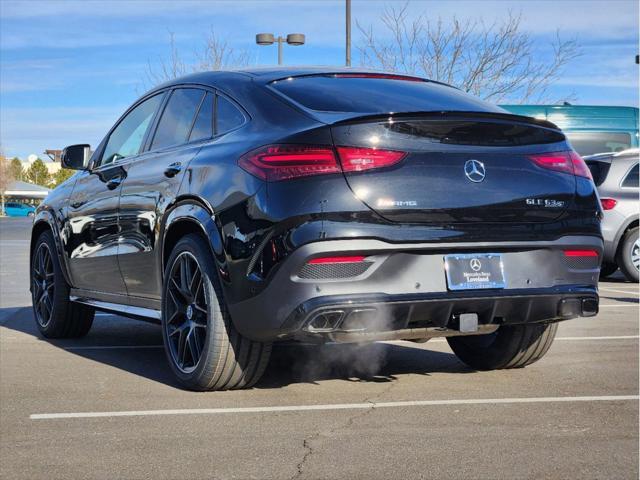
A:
[30,68,602,390]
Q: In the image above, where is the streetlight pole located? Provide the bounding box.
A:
[346,0,351,67]
[256,33,305,65]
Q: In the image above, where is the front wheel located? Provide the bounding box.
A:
[161,234,272,391]
[447,322,558,370]
[31,230,94,338]
[617,227,639,283]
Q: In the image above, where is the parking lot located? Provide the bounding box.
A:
[0,216,638,479]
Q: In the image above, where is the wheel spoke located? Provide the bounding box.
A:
[170,277,190,303]
[38,248,45,277]
[41,296,52,320]
[187,330,201,365]
[166,308,183,327]
[189,269,201,296]
[176,329,187,367]
[180,257,192,293]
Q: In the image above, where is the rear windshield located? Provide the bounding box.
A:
[270,75,502,114]
[566,132,632,156]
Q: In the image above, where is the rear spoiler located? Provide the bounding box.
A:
[330,110,562,131]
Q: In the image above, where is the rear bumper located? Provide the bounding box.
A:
[228,235,602,342]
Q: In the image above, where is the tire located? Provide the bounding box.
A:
[617,227,639,283]
[447,322,558,371]
[31,230,94,338]
[599,261,618,279]
[161,234,272,391]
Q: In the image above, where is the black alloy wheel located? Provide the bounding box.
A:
[164,251,208,373]
[32,242,55,328]
[31,230,94,338]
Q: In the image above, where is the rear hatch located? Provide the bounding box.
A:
[331,114,575,224]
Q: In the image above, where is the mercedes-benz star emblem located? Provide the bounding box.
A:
[470,258,482,271]
[464,159,486,183]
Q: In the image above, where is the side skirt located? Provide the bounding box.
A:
[70,289,162,323]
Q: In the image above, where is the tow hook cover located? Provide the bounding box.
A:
[459,313,479,333]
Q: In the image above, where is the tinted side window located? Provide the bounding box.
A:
[622,164,639,188]
[189,93,214,141]
[216,95,245,134]
[101,93,163,166]
[151,89,205,150]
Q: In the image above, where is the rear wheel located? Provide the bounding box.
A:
[161,234,272,391]
[617,227,639,283]
[599,261,618,279]
[447,322,558,370]
[31,230,94,338]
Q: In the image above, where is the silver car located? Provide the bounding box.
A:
[585,149,639,282]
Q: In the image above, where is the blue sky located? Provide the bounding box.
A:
[1,0,638,159]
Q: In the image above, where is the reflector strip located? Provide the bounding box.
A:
[307,256,367,264]
[563,250,599,257]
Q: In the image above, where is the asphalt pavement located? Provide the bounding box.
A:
[0,216,638,479]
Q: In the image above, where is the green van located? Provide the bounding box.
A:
[500,105,639,157]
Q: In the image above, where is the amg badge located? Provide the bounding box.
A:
[526,198,566,208]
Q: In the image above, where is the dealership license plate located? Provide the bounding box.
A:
[444,253,506,291]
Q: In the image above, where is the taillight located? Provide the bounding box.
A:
[239,144,406,181]
[600,198,617,210]
[238,145,340,181]
[529,151,592,180]
[563,249,599,257]
[336,146,406,172]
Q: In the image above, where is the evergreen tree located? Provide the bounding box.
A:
[9,158,23,181]
[25,158,50,186]
[52,168,75,187]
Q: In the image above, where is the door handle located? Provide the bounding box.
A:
[106,176,123,190]
[164,162,182,178]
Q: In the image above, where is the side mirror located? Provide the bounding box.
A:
[61,144,91,170]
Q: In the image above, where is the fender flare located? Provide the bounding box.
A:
[160,200,225,275]
[31,209,74,287]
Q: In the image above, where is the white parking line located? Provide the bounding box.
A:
[64,344,163,350]
[599,287,639,296]
[430,335,639,343]
[599,304,638,307]
[29,394,639,420]
[554,335,639,341]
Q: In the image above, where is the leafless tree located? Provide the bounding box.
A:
[357,3,580,104]
[0,151,15,216]
[144,30,251,88]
